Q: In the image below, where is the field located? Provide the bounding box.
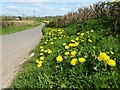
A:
[1,20,40,35]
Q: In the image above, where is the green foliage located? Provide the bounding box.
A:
[11,18,120,88]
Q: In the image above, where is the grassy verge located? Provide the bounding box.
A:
[0,21,40,35]
[11,18,120,88]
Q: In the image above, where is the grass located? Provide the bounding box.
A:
[0,21,40,35]
[11,18,120,88]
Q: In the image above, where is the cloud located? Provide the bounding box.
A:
[6,5,17,9]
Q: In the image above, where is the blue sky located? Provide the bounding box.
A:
[1,0,109,17]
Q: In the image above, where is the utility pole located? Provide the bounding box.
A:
[33,9,35,20]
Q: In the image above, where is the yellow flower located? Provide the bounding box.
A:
[69,43,75,47]
[45,41,47,44]
[47,49,52,53]
[110,51,114,54]
[41,49,44,52]
[64,52,70,56]
[35,59,39,63]
[40,46,44,49]
[70,58,77,65]
[107,59,116,67]
[74,42,79,46]
[37,61,43,68]
[40,53,44,55]
[71,39,75,42]
[77,32,80,35]
[97,52,110,61]
[86,31,89,34]
[40,56,44,60]
[71,51,77,57]
[91,30,94,32]
[65,45,70,49]
[50,42,54,44]
[56,55,63,62]
[44,50,48,53]
[63,43,66,46]
[75,37,79,41]
[81,33,84,36]
[79,57,86,63]
[88,39,92,43]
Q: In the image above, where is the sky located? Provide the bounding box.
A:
[1,0,116,17]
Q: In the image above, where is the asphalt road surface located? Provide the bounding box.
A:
[1,23,45,88]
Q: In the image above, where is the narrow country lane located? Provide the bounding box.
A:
[1,23,45,88]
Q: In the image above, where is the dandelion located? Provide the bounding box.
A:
[40,53,44,55]
[37,61,43,68]
[40,46,44,49]
[47,49,52,53]
[74,42,79,46]
[71,51,77,57]
[56,55,63,62]
[75,37,79,41]
[50,42,54,44]
[70,58,77,65]
[44,50,48,53]
[88,39,92,43]
[79,57,86,63]
[69,43,75,47]
[110,51,114,54]
[40,56,44,60]
[65,45,70,49]
[71,39,75,42]
[64,52,70,56]
[35,59,39,63]
[91,30,94,32]
[107,59,116,67]
[63,43,66,46]
[81,33,84,36]
[77,32,80,35]
[97,52,110,61]
[41,49,44,52]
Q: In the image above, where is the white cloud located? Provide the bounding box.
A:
[6,6,17,9]
[60,8,71,11]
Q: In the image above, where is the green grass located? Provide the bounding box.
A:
[0,22,40,35]
[11,18,120,88]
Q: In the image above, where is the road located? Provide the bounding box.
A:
[1,23,45,88]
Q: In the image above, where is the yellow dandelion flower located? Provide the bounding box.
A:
[40,56,44,60]
[81,33,84,36]
[71,39,75,42]
[74,42,79,46]
[107,59,116,67]
[37,61,43,68]
[35,59,39,63]
[40,46,44,49]
[47,49,52,53]
[44,50,48,53]
[97,52,110,61]
[40,53,44,55]
[75,37,79,41]
[41,49,44,52]
[63,43,67,46]
[91,30,94,32]
[88,39,92,43]
[70,58,77,65]
[50,42,54,44]
[110,51,114,54]
[64,52,70,56]
[79,57,86,63]
[56,55,63,62]
[77,32,80,35]
[65,45,70,49]
[69,43,75,47]
[71,51,77,57]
